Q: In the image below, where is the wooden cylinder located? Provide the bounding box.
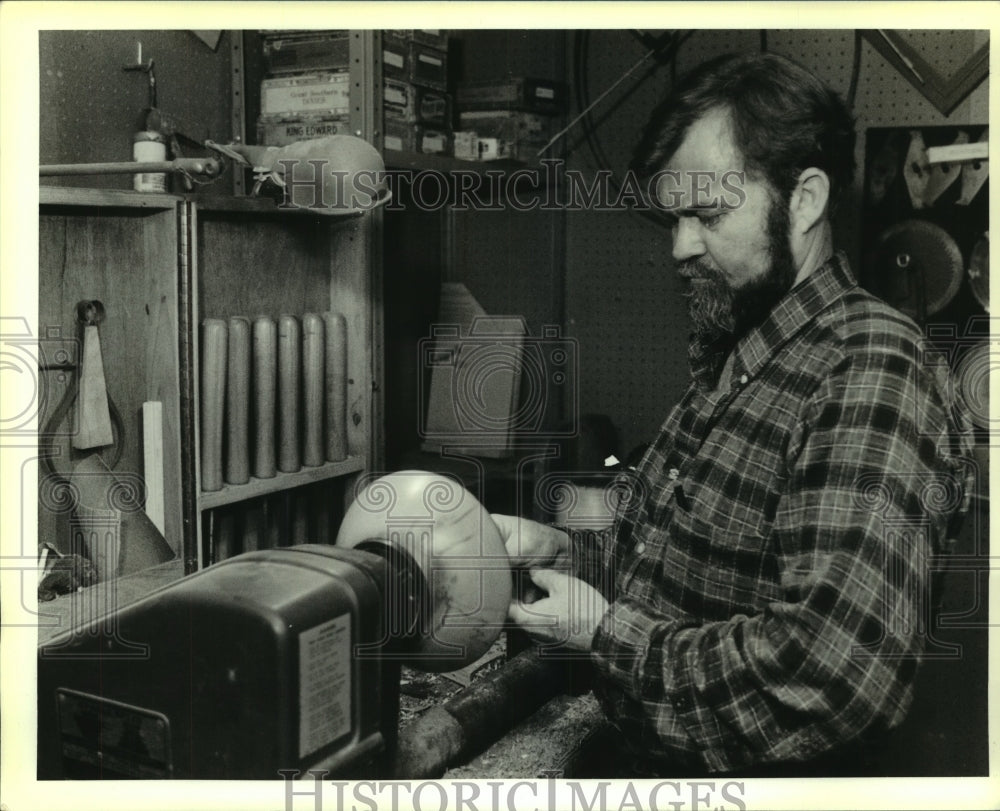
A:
[199,319,228,492]
[225,316,251,484]
[323,311,349,462]
[302,313,325,467]
[252,316,277,479]
[277,315,301,473]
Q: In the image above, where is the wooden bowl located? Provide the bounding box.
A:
[336,470,511,671]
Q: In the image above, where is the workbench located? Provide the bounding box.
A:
[36,557,610,779]
[37,557,184,647]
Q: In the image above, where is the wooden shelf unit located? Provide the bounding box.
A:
[38,186,380,575]
[197,456,366,510]
[38,188,185,565]
[189,197,377,566]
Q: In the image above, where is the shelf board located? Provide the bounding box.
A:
[37,186,365,218]
[189,194,364,218]
[198,455,366,509]
[384,149,536,175]
[39,185,178,210]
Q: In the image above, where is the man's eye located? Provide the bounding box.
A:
[697,212,723,228]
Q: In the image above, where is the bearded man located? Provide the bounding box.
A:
[497,52,974,776]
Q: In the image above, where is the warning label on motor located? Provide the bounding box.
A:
[298,614,352,759]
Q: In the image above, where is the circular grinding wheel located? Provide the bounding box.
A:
[872,220,964,319]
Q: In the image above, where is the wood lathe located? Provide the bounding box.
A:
[37,471,574,779]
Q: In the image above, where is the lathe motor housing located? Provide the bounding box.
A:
[37,545,411,780]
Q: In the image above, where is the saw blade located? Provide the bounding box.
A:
[872,219,963,318]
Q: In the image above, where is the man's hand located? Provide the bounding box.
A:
[507,568,609,652]
[492,514,570,569]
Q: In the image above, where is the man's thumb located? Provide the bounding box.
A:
[528,567,565,594]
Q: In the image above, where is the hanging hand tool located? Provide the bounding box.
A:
[40,301,174,581]
[72,301,114,450]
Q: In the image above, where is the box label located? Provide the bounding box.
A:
[421,131,448,153]
[262,74,350,116]
[258,116,350,147]
[384,82,410,108]
[298,613,351,759]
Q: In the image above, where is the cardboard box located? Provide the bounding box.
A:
[382,37,411,84]
[383,116,416,153]
[417,127,452,155]
[383,34,449,91]
[453,130,479,160]
[383,118,452,155]
[476,137,513,161]
[383,78,414,120]
[410,43,448,91]
[458,111,555,161]
[458,110,553,141]
[262,31,350,75]
[384,29,449,49]
[257,115,352,147]
[260,72,350,118]
[413,87,452,129]
[384,83,452,129]
[457,78,568,115]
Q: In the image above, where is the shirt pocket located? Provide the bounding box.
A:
[665,506,779,618]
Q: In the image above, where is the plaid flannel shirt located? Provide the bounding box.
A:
[570,253,974,773]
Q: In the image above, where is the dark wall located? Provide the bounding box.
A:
[382,30,568,464]
[40,30,233,189]
[564,30,989,458]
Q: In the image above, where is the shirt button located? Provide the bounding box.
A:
[739,374,748,385]
[635,542,646,554]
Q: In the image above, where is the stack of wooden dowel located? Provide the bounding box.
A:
[199,312,349,562]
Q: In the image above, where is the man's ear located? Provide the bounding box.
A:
[789,168,830,235]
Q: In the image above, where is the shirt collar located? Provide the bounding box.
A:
[689,251,857,390]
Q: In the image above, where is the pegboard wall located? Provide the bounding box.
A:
[563,29,990,459]
[39,31,234,190]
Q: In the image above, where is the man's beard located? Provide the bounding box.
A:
[679,196,797,349]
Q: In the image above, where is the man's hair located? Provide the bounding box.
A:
[633,52,856,206]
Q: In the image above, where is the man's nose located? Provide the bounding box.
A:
[672,217,706,262]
